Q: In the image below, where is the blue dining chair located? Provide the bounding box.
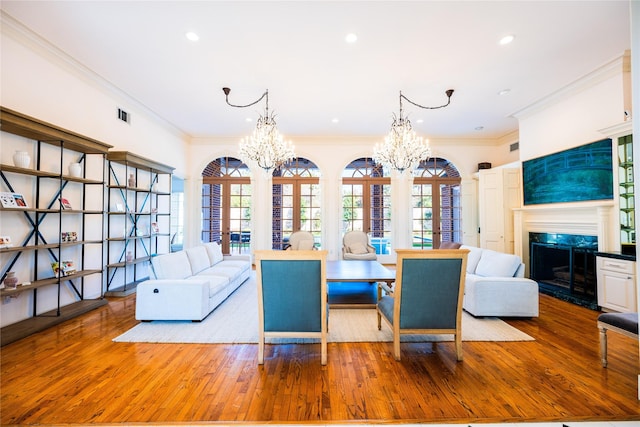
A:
[377,248,469,361]
[254,249,329,365]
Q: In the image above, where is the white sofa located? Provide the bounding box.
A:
[461,245,539,318]
[135,242,251,321]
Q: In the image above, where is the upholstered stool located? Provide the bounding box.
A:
[597,312,638,368]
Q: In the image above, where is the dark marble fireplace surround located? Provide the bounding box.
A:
[529,232,598,309]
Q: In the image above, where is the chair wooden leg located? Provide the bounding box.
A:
[455,334,463,361]
[377,311,382,331]
[599,326,608,368]
[394,331,401,361]
[321,336,327,365]
[258,335,265,365]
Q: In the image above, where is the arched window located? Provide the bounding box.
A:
[202,157,251,254]
[272,158,321,249]
[412,157,462,249]
[342,158,391,254]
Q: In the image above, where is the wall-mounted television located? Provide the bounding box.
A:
[522,138,613,205]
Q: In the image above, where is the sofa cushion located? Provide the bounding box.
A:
[197,265,244,281]
[475,249,521,278]
[195,275,231,298]
[186,246,211,274]
[204,242,224,265]
[151,251,192,280]
[461,245,483,274]
[349,242,368,254]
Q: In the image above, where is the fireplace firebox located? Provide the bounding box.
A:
[529,232,598,309]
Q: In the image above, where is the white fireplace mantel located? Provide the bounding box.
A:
[513,201,616,273]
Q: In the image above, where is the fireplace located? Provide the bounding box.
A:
[529,232,598,309]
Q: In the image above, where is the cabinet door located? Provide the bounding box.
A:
[479,169,521,253]
[598,268,637,313]
[479,169,504,251]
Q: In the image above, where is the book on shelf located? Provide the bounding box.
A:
[61,231,78,242]
[59,197,72,210]
[51,260,76,277]
[0,192,28,208]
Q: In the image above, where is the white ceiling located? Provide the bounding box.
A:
[0,1,632,140]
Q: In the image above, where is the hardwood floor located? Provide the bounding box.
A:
[1,290,639,425]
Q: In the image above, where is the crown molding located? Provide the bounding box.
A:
[509,54,625,120]
[1,11,187,140]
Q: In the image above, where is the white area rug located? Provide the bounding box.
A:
[114,275,534,344]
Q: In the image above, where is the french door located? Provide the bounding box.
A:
[412,158,462,249]
[202,158,252,254]
[272,158,321,249]
[342,158,391,254]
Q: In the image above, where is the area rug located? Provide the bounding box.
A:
[114,275,534,344]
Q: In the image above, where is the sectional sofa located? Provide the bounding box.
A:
[461,245,539,317]
[135,242,251,321]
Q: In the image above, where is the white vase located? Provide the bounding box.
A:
[12,151,30,169]
[68,163,82,178]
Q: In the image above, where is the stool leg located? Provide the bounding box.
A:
[599,326,608,368]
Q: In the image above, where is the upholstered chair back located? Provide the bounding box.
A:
[377,248,469,361]
[254,250,328,365]
[285,231,316,250]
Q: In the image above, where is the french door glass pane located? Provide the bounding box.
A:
[412,183,433,249]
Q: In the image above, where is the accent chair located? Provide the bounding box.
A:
[377,248,469,361]
[283,230,316,250]
[342,230,377,260]
[254,249,329,365]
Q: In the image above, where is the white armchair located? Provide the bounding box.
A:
[342,231,377,261]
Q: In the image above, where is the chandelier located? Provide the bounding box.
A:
[373,89,454,173]
[223,87,295,172]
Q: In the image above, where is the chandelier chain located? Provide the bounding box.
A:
[223,87,293,172]
[373,89,453,173]
[400,89,454,110]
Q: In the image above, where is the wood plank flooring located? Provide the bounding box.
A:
[1,291,639,425]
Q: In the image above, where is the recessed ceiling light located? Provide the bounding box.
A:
[345,33,358,43]
[332,118,339,123]
[245,117,252,123]
[499,34,515,45]
[185,32,200,41]
[498,89,511,96]
[416,119,424,124]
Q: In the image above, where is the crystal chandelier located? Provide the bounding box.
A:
[374,89,454,173]
[223,87,295,172]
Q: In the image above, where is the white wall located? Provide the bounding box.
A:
[0,14,190,177]
[516,56,627,162]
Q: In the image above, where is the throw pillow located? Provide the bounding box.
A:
[186,247,210,274]
[475,249,521,278]
[461,245,483,274]
[298,240,315,250]
[349,242,368,254]
[204,242,224,265]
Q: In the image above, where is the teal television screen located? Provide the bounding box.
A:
[523,139,613,205]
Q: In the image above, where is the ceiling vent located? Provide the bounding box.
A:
[510,141,519,152]
[117,108,130,124]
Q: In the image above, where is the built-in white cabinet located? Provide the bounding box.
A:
[479,168,521,253]
[596,255,637,313]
